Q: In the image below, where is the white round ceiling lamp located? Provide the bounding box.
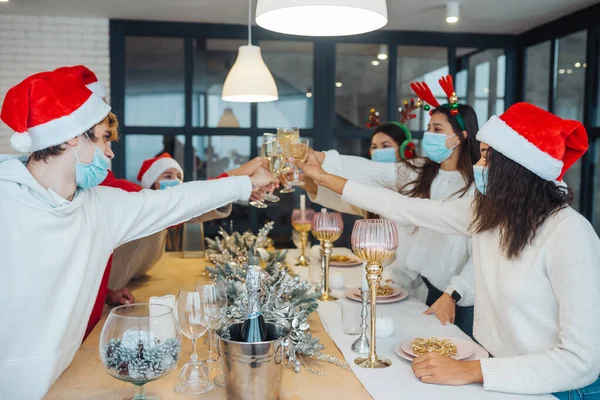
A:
[256,0,388,37]
[446,2,459,24]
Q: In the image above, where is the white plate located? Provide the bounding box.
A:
[344,288,408,304]
[395,342,489,362]
[401,337,474,360]
[353,285,403,299]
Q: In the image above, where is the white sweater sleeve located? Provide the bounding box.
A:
[445,244,475,307]
[97,176,252,248]
[342,180,472,237]
[309,150,399,216]
[480,216,600,394]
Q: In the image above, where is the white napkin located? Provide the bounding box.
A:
[150,295,178,338]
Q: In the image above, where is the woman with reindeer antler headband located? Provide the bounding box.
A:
[302,75,481,337]
[296,94,600,396]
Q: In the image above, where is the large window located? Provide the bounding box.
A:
[258,41,314,129]
[397,46,448,132]
[524,41,551,110]
[192,39,251,128]
[467,49,506,126]
[555,30,587,210]
[125,37,185,127]
[555,31,587,121]
[335,44,388,128]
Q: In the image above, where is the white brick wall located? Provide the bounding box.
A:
[0,15,110,154]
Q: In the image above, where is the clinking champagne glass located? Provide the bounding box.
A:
[262,134,283,203]
[311,211,343,301]
[351,219,398,369]
[288,138,309,186]
[279,165,296,194]
[291,208,315,267]
[277,127,304,186]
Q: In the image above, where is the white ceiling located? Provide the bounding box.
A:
[0,0,597,34]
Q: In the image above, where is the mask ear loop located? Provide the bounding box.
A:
[70,145,82,163]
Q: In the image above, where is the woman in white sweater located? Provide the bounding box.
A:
[297,102,600,397]
[307,77,481,337]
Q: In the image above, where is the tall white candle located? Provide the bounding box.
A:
[300,194,306,210]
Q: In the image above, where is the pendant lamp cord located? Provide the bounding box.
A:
[248,0,252,45]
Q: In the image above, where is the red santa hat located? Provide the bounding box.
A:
[54,65,107,98]
[137,153,183,189]
[476,102,588,182]
[1,72,111,153]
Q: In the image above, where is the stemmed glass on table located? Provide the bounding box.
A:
[196,282,228,387]
[351,219,398,369]
[175,287,213,395]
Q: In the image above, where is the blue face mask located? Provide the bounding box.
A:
[422,131,458,163]
[158,179,181,190]
[72,136,109,189]
[371,148,398,163]
[473,165,488,195]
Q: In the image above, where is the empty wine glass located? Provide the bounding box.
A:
[175,288,213,395]
[262,133,283,203]
[100,303,181,400]
[195,282,228,387]
[311,211,343,301]
[291,208,315,266]
[351,219,398,369]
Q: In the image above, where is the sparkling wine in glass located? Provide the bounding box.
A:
[261,133,282,203]
[175,288,213,395]
[311,211,343,301]
[351,219,398,369]
[291,208,315,266]
[277,127,304,186]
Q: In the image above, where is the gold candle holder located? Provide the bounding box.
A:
[354,261,390,368]
[351,219,398,369]
[311,211,343,302]
[292,208,314,267]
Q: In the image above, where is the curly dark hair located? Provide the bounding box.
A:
[472,148,573,259]
[399,104,480,199]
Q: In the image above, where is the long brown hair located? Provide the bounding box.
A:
[399,105,480,199]
[472,148,573,259]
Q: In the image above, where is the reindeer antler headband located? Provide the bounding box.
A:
[410,75,465,131]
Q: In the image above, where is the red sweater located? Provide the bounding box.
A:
[83,171,230,341]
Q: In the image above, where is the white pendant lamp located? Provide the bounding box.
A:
[256,0,388,37]
[217,108,241,127]
[222,0,278,102]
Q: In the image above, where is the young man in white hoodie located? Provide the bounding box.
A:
[0,71,274,399]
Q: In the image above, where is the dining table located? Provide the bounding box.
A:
[45,248,555,400]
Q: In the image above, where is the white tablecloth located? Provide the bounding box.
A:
[286,247,554,400]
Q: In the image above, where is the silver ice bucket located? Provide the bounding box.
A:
[218,322,290,400]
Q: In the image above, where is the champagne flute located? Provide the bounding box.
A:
[311,211,343,301]
[195,282,228,387]
[288,138,310,186]
[279,165,296,194]
[175,288,214,395]
[351,219,398,369]
[277,127,304,186]
[291,208,315,266]
[262,134,283,203]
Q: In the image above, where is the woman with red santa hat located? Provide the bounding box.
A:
[297,102,600,398]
